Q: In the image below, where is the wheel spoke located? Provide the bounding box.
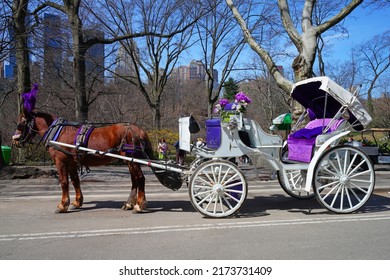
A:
[201,169,215,185]
[343,186,355,209]
[347,186,363,203]
[346,152,359,174]
[323,163,339,178]
[330,184,342,208]
[348,181,369,195]
[317,179,339,191]
[321,182,341,200]
[348,160,367,175]
[194,176,213,187]
[349,169,371,179]
[343,149,349,174]
[335,152,343,173]
[222,195,235,209]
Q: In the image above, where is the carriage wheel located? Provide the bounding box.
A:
[189,159,247,218]
[277,170,314,200]
[313,146,375,213]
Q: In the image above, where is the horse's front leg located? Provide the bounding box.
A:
[122,163,147,213]
[69,162,83,209]
[55,163,70,213]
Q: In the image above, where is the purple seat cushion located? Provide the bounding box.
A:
[289,126,324,139]
[287,119,344,163]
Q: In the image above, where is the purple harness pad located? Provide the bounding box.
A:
[74,125,94,147]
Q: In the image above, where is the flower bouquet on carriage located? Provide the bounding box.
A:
[214,92,252,125]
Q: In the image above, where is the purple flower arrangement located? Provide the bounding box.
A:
[214,92,252,114]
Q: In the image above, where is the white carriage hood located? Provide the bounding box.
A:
[291,76,372,131]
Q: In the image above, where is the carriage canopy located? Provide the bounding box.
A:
[291,77,372,131]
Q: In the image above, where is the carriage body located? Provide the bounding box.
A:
[181,77,376,217]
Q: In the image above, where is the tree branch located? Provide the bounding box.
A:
[315,0,363,34]
[226,0,293,92]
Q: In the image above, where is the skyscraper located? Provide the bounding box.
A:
[115,45,136,79]
[84,29,105,82]
[43,13,63,87]
[4,19,16,79]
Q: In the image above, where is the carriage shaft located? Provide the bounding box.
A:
[49,140,183,173]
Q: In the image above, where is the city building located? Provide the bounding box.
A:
[114,45,136,79]
[43,13,63,87]
[171,60,219,88]
[84,29,105,82]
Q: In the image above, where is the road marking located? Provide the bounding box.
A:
[1,213,390,242]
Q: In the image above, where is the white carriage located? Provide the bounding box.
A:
[179,76,375,218]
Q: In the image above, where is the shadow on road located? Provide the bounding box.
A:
[68,190,390,219]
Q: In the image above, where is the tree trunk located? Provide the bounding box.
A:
[68,8,88,122]
[13,0,31,96]
[152,106,161,130]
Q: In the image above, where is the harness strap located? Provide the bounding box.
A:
[114,125,149,159]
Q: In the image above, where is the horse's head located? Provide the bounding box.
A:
[13,84,41,148]
[12,111,38,148]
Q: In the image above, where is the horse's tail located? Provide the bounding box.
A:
[143,135,155,160]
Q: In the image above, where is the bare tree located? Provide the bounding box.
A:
[33,0,200,122]
[99,0,202,129]
[240,55,290,127]
[195,0,249,116]
[354,30,390,116]
[363,0,390,9]
[225,0,363,93]
[372,81,390,128]
[311,0,350,77]
[326,57,359,91]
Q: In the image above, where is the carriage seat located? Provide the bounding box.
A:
[287,118,345,162]
[204,117,254,149]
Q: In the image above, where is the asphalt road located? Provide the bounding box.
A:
[1,165,390,261]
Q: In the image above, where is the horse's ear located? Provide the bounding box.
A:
[21,84,38,115]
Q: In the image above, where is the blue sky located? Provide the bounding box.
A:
[181,4,390,81]
[323,5,390,62]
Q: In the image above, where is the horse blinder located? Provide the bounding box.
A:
[13,116,36,147]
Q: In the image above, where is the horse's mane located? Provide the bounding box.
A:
[33,111,56,126]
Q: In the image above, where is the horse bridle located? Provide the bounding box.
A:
[13,113,37,146]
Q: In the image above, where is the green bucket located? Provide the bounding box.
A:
[1,146,11,165]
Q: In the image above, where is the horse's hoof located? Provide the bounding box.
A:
[132,204,143,213]
[71,201,82,209]
[55,208,67,214]
[141,201,148,210]
[122,203,134,211]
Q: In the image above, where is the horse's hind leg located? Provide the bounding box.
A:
[122,162,147,213]
[69,163,83,209]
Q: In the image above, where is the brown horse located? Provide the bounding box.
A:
[13,108,155,214]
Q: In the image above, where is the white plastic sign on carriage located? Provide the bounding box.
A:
[179,117,191,152]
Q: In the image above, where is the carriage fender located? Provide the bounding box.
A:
[305,130,351,192]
